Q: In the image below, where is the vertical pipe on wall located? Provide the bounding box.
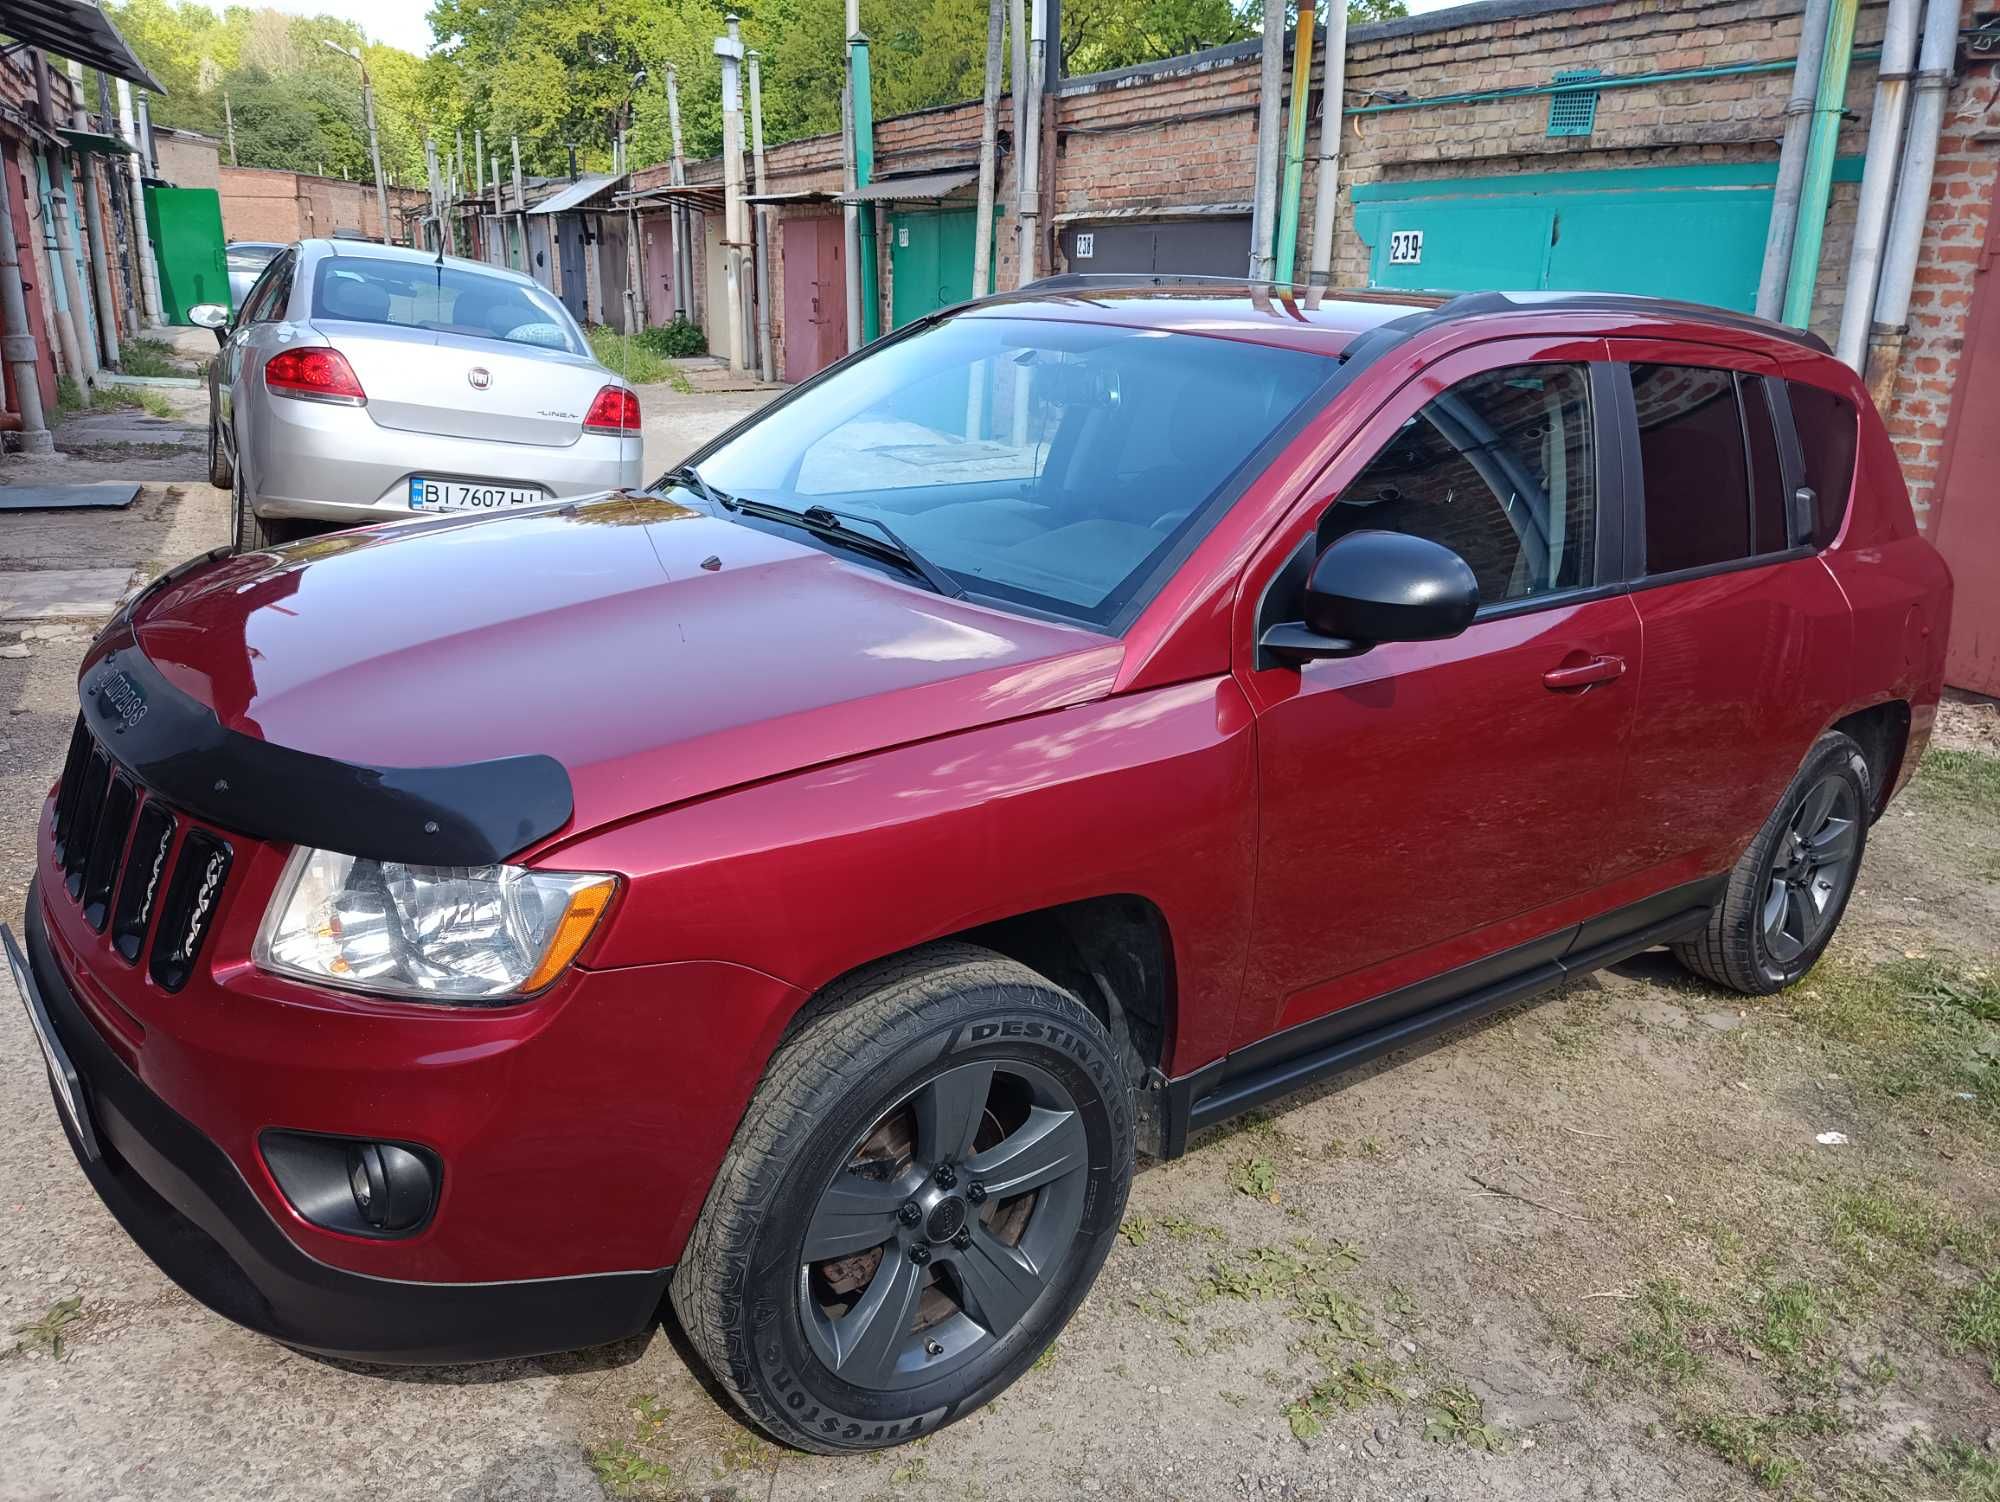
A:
[1009,0,1029,287]
[1249,0,1287,281]
[0,145,55,451]
[67,60,119,365]
[1867,0,1961,401]
[1757,0,1832,320]
[717,15,749,372]
[1274,0,1316,284]
[1017,0,1045,282]
[973,0,1004,301]
[1781,0,1859,328]
[666,68,691,322]
[1836,0,1921,368]
[850,19,881,342]
[1307,0,1348,289]
[842,83,862,352]
[748,49,775,383]
[116,82,162,327]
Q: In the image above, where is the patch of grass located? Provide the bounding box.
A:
[1423,1382,1504,1451]
[1946,1270,2000,1383]
[1230,1155,1279,1202]
[1120,1212,1225,1247]
[587,1443,672,1495]
[1282,1358,1408,1441]
[10,1296,83,1359]
[1682,1407,1839,1490]
[1618,1278,1712,1389]
[1912,747,2000,814]
[1749,1278,1829,1366]
[1829,1182,1997,1272]
[889,1454,930,1484]
[114,336,188,378]
[103,385,175,418]
[1908,1436,2000,1502]
[635,316,706,358]
[56,375,83,414]
[587,325,693,392]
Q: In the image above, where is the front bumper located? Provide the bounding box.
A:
[9,890,670,1365]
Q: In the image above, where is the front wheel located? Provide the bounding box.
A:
[672,943,1133,1452]
[1674,730,1872,994]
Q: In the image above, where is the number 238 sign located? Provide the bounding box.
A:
[1388,229,1424,266]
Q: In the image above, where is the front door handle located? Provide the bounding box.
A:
[1542,654,1627,691]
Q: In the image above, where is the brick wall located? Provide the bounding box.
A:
[220,166,426,246]
[154,130,222,191]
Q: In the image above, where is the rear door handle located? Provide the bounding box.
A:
[1542,654,1627,691]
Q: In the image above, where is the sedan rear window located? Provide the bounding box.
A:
[691,316,1333,629]
[310,256,583,356]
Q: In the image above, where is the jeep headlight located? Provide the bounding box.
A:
[254,847,617,1003]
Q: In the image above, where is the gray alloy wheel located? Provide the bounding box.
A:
[1674,730,1872,995]
[1760,772,1860,966]
[798,1058,1087,1393]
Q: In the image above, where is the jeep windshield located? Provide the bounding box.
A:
[678,315,1334,630]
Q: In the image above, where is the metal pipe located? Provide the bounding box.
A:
[1836,0,1921,368]
[1307,0,1347,288]
[0,141,55,451]
[117,82,163,330]
[45,154,97,395]
[748,49,774,382]
[717,15,749,371]
[973,0,1004,301]
[1782,0,1859,328]
[1867,0,1960,395]
[840,87,864,356]
[850,11,881,341]
[1758,0,1832,319]
[1018,0,1045,281]
[1348,51,1866,117]
[1274,0,1316,283]
[66,61,119,365]
[1249,0,1286,281]
[1009,0,1028,286]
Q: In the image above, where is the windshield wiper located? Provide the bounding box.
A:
[725,496,964,598]
[658,463,732,512]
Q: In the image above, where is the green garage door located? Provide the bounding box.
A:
[1352,160,1862,312]
[889,206,999,330]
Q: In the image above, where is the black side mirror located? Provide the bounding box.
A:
[1260,530,1481,667]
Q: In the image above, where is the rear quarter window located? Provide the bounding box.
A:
[1786,382,1859,546]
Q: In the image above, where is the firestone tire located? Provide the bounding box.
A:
[1673,730,1872,996]
[671,942,1133,1454]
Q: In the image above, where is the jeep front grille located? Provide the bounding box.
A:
[50,715,233,993]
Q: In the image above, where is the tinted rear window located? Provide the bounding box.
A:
[1633,364,1755,574]
[310,256,582,355]
[1787,381,1859,546]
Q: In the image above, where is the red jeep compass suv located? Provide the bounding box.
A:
[8,283,1950,1452]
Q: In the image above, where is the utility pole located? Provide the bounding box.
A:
[665,65,690,322]
[847,0,879,341]
[224,91,238,165]
[323,42,391,245]
[748,49,774,381]
[841,84,861,353]
[716,16,750,372]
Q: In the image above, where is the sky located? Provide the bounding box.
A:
[254,0,1476,58]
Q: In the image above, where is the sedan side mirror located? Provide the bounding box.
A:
[188,303,230,344]
[1260,530,1481,667]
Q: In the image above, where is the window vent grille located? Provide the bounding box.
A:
[1547,69,1604,137]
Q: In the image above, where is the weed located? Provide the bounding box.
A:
[635,317,706,358]
[1158,1213,1225,1242]
[1682,1407,1838,1490]
[1282,1359,1409,1441]
[890,1455,930,1484]
[1909,1436,2000,1502]
[1946,1270,2000,1378]
[1750,1278,1828,1365]
[1131,1289,1195,1325]
[1423,1382,1504,1451]
[1120,1216,1151,1246]
[103,385,176,418]
[1862,1351,1896,1387]
[1618,1279,1711,1389]
[1031,1340,1060,1372]
[114,336,188,378]
[11,1296,83,1359]
[1913,748,2000,814]
[586,326,692,391]
[1360,1138,1383,1158]
[56,375,82,414]
[630,1393,669,1436]
[1219,1389,1248,1409]
[1230,1155,1279,1202]
[588,1443,672,1495]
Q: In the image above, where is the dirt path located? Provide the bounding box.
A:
[2,461,1995,1500]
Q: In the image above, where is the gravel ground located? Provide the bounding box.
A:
[3,403,1997,1501]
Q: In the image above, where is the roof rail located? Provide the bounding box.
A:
[1019,272,1314,295]
[1425,290,1832,354]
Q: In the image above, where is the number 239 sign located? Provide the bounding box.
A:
[1388,229,1424,266]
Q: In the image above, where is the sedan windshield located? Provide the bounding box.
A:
[310,256,584,356]
[691,316,1333,628]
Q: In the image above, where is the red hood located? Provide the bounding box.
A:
[117,495,1123,848]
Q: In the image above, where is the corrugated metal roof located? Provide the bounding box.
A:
[527,173,624,216]
[835,168,979,205]
[0,0,164,92]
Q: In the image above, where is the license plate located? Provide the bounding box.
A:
[407,477,546,512]
[3,924,99,1162]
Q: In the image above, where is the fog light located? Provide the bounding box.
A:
[262,1130,440,1239]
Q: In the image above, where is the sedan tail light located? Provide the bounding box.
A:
[582,385,641,435]
[264,347,367,406]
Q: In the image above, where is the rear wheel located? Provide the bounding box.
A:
[1674,730,1871,994]
[206,404,233,489]
[232,469,308,550]
[672,943,1132,1452]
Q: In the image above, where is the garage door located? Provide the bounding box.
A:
[1061,216,1251,278]
[1351,161,1862,312]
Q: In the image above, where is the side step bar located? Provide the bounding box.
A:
[1156,905,1711,1158]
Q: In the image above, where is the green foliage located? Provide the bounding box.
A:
[1229,1155,1278,1201]
[11,1297,84,1360]
[113,336,189,378]
[1618,1278,1711,1388]
[104,386,177,418]
[636,317,707,358]
[1913,747,2000,813]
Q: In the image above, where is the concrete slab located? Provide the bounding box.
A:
[0,568,141,621]
[0,484,140,512]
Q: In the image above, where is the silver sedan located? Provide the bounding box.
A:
[194,240,643,548]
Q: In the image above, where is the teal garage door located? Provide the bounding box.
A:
[1352,160,1862,312]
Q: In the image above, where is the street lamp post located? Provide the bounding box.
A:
[323,40,392,245]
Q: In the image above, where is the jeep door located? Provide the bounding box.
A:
[1234,337,1642,1045]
